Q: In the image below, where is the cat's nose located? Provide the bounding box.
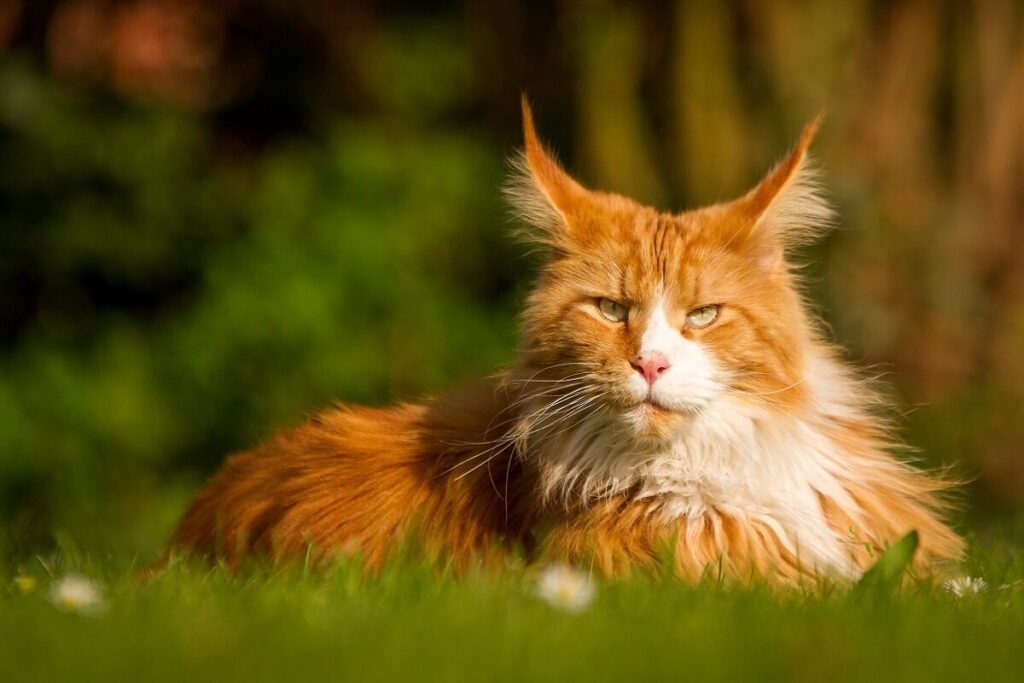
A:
[630,352,671,387]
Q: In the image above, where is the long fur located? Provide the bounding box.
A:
[169,102,964,584]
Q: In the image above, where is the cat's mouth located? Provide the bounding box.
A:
[634,397,674,415]
[629,394,707,420]
[622,396,697,442]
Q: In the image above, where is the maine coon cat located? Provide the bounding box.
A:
[170,99,963,582]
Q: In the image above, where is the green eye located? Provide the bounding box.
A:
[598,298,629,322]
[686,304,720,329]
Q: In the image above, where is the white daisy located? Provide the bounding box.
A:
[49,574,105,614]
[536,564,596,613]
[943,575,988,597]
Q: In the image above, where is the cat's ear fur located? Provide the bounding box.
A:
[505,96,593,248]
[731,116,833,271]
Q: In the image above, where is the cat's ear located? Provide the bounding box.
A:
[505,96,593,248]
[731,116,833,271]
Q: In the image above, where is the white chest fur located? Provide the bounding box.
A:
[537,397,863,577]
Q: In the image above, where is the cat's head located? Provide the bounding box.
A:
[506,98,832,445]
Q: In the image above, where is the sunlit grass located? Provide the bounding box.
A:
[2,530,1023,682]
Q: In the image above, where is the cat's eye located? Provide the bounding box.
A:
[686,304,720,329]
[598,298,629,322]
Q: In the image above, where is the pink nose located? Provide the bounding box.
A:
[630,352,671,387]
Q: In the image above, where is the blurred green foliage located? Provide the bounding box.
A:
[0,53,521,559]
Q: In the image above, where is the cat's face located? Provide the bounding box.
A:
[509,100,829,444]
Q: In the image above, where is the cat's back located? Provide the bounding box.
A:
[169,381,534,568]
[170,402,434,565]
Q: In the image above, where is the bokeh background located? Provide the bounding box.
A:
[1,0,1022,565]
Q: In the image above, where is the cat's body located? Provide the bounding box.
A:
[171,101,963,582]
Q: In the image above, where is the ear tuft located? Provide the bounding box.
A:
[504,151,564,245]
[503,95,590,247]
[735,116,834,268]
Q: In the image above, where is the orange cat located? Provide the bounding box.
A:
[170,99,963,582]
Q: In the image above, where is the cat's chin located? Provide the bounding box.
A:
[622,399,701,442]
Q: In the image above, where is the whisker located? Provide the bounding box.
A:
[479,382,593,436]
[731,378,806,396]
[446,386,606,481]
[533,396,606,443]
[442,380,591,448]
[504,363,592,385]
[442,438,515,478]
[503,447,514,520]
[440,385,596,475]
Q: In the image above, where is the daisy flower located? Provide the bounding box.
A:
[536,564,596,613]
[943,575,988,597]
[49,574,105,615]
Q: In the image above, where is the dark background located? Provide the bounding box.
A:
[1,0,1022,563]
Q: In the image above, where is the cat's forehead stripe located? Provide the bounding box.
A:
[631,215,700,307]
[652,215,670,281]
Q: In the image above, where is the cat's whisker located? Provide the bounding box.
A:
[442,383,588,447]
[484,383,593,434]
[452,451,506,482]
[505,362,592,384]
[506,364,591,378]
[496,385,601,446]
[520,388,600,428]
[517,393,607,450]
[503,445,515,516]
[441,437,517,478]
[506,377,592,385]
[443,377,594,448]
[533,396,608,444]
[455,388,604,484]
[539,392,604,427]
[501,378,590,408]
[509,384,595,424]
[486,370,591,424]
[503,370,591,389]
[441,385,599,476]
[730,378,806,396]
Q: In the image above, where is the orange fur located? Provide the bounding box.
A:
[170,99,964,583]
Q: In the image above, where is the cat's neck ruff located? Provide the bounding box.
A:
[533,363,866,576]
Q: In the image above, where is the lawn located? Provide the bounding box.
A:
[3,526,1023,682]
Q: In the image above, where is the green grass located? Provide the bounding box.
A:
[2,528,1023,682]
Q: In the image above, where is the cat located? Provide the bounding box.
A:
[169,98,964,583]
